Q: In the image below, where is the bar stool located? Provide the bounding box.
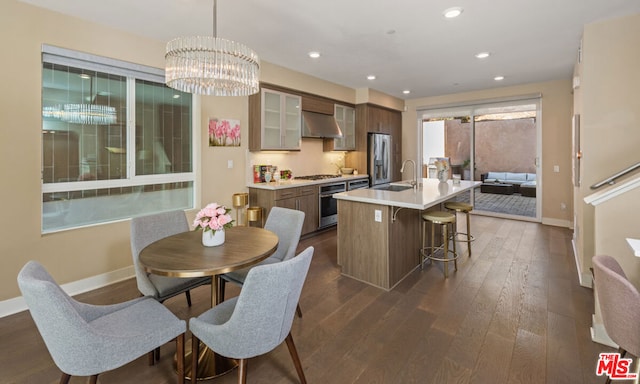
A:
[246,207,263,228]
[444,202,475,257]
[420,210,458,278]
[232,193,249,226]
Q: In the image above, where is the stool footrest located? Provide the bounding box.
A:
[420,247,459,261]
[452,232,475,243]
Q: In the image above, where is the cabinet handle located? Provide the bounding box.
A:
[279,191,295,198]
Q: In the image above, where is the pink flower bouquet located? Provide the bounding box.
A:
[208,119,241,146]
[193,203,234,233]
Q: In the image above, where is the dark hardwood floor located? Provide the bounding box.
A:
[1,216,613,384]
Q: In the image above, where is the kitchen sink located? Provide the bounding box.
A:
[372,184,413,192]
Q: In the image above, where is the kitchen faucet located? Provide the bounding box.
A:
[400,159,417,190]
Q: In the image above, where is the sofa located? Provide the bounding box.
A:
[481,172,536,195]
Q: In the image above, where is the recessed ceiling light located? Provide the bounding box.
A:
[402,90,411,94]
[308,51,320,59]
[367,75,376,80]
[79,74,91,80]
[475,52,490,59]
[173,94,181,99]
[494,76,505,81]
[443,7,463,18]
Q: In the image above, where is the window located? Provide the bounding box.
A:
[41,45,195,233]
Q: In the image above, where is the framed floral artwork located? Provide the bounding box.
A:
[209,118,241,147]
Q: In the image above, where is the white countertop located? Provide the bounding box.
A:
[248,174,369,190]
[333,179,481,210]
[627,238,640,257]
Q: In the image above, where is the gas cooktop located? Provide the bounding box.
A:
[294,174,343,181]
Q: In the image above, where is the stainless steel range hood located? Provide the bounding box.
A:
[301,111,343,138]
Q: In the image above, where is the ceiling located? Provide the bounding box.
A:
[21,0,640,99]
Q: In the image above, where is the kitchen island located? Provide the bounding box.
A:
[333,179,480,290]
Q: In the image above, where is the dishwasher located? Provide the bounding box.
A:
[347,178,370,191]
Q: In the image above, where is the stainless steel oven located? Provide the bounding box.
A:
[319,181,346,229]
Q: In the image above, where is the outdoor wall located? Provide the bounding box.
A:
[443,120,470,169]
[404,79,574,227]
[475,119,537,177]
[444,118,536,180]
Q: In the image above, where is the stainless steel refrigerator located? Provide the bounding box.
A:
[368,133,392,186]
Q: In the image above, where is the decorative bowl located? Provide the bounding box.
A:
[341,168,354,174]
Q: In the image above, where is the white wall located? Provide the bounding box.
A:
[574,12,640,286]
[422,121,445,165]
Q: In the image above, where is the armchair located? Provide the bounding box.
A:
[131,210,211,306]
[17,261,186,384]
[219,206,305,316]
[190,246,314,384]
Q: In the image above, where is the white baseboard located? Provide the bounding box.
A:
[542,217,572,228]
[580,269,593,288]
[573,239,593,288]
[591,314,618,349]
[0,266,135,318]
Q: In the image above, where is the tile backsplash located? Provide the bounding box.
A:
[246,139,346,183]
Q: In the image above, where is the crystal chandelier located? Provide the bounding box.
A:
[46,104,117,125]
[42,73,117,125]
[165,0,260,96]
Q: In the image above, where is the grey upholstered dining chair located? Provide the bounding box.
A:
[131,210,211,306]
[17,261,186,384]
[219,206,305,316]
[190,246,314,384]
[593,255,640,384]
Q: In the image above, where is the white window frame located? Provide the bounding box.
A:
[41,45,197,233]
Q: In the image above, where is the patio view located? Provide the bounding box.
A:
[423,107,538,219]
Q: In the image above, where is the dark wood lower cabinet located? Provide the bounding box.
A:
[249,186,319,236]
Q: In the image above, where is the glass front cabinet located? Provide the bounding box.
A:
[333,104,356,151]
[260,89,302,150]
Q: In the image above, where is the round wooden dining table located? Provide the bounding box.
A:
[139,225,279,380]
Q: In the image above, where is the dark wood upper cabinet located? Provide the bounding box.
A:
[249,88,302,151]
[301,95,334,115]
[351,103,402,181]
[249,83,355,152]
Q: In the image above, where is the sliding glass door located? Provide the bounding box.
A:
[418,97,541,221]
[422,116,471,181]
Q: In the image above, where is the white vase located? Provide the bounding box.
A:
[437,170,448,183]
[202,229,225,247]
[438,181,450,195]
